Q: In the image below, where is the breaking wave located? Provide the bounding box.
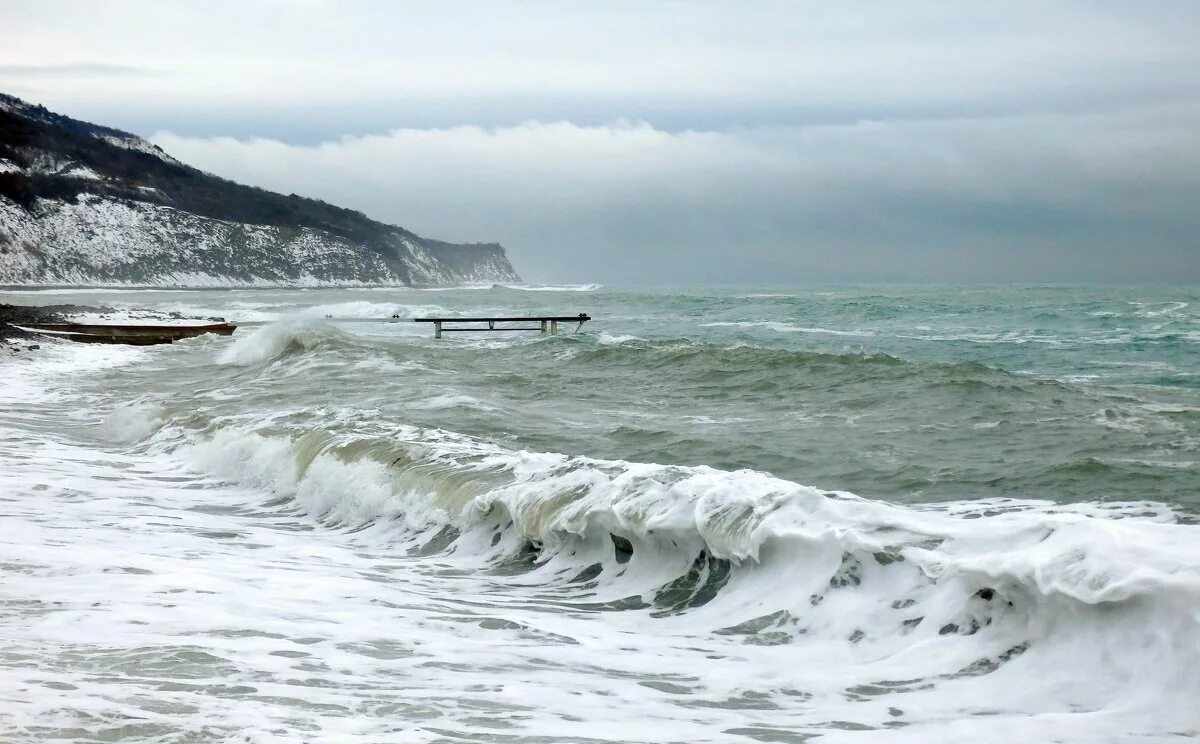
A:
[9,284,1200,740]
[215,318,361,365]
[152,406,1200,732]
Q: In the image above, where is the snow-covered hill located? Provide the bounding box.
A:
[0,93,520,287]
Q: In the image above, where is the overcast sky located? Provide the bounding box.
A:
[3,1,1199,283]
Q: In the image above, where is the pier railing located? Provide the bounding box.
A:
[413,314,591,338]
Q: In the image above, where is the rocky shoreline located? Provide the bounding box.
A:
[1,303,228,353]
[0,303,83,349]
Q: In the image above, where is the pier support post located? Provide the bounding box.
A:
[550,320,558,335]
[540,320,548,335]
[434,321,442,339]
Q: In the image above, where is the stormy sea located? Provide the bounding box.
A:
[1,284,1197,743]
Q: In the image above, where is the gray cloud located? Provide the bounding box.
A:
[7,2,1200,129]
[0,63,149,77]
[153,105,1200,283]
[5,0,1200,282]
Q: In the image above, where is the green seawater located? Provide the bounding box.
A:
[4,283,1200,742]
[9,283,1198,510]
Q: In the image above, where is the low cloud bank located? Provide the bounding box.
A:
[153,108,1200,284]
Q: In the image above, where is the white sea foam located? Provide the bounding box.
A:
[500,283,604,292]
[704,320,874,336]
[1131,301,1190,318]
[596,331,642,344]
[410,283,496,291]
[99,400,169,443]
[133,410,1200,742]
[3,286,1200,742]
[410,393,500,412]
[681,415,751,425]
[298,301,451,319]
[215,318,343,365]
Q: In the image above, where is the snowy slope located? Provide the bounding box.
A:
[0,195,516,287]
[0,93,521,287]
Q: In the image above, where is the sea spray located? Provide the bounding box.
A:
[216,317,352,365]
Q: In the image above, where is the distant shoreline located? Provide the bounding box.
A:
[0,284,490,292]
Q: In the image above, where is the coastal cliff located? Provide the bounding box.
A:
[0,94,520,287]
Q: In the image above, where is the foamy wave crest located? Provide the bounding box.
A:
[704,320,874,337]
[185,427,452,529]
[300,301,450,319]
[215,318,348,365]
[596,331,643,345]
[99,400,168,443]
[155,410,1200,731]
[412,393,500,412]
[172,415,1197,611]
[499,283,604,292]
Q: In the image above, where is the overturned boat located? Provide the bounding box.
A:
[15,321,237,345]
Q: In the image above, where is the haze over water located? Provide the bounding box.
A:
[2,284,1199,742]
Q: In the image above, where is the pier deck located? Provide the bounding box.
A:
[413,314,591,338]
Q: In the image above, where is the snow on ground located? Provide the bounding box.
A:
[60,165,103,180]
[0,194,517,288]
[0,195,409,287]
[98,134,185,166]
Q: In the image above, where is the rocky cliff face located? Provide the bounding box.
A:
[0,94,520,287]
